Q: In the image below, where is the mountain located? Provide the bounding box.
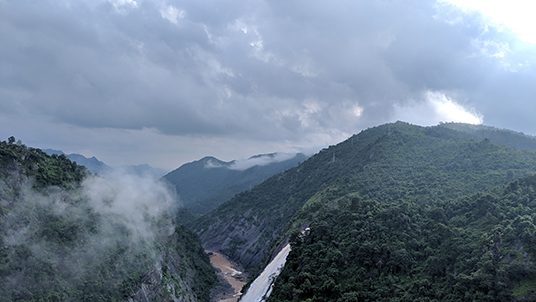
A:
[163,152,308,215]
[43,149,166,177]
[0,140,216,301]
[194,122,536,300]
[269,174,536,301]
[44,149,111,174]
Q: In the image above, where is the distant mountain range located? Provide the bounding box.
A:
[43,149,167,177]
[163,152,308,215]
[43,148,307,216]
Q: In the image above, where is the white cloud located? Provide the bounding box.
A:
[441,0,536,44]
[82,171,175,239]
[394,91,483,126]
[109,0,138,11]
[352,104,364,118]
[160,5,185,25]
[4,0,536,170]
[228,153,298,170]
[473,39,510,59]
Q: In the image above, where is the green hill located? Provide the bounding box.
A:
[164,153,307,216]
[194,121,536,292]
[0,138,215,302]
[269,174,536,301]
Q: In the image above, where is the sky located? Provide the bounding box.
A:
[1,0,535,170]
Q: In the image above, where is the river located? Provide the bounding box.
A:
[208,251,246,302]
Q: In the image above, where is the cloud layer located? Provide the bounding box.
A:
[1,0,535,168]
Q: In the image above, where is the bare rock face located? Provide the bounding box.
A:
[197,212,274,274]
[128,255,197,302]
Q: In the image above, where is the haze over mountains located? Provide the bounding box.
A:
[4,122,536,301]
[0,140,215,301]
[43,149,167,178]
[3,0,536,301]
[163,153,308,215]
[42,147,308,218]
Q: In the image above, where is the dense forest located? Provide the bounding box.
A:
[4,121,536,301]
[0,138,216,302]
[195,123,536,274]
[270,176,536,301]
[194,122,536,300]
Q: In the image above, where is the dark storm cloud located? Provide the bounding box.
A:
[1,0,535,167]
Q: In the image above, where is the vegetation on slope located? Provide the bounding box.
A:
[195,122,536,278]
[0,137,87,189]
[0,137,215,302]
[269,176,536,301]
[164,153,306,216]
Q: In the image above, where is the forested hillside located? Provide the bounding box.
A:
[0,138,215,302]
[269,175,536,301]
[164,153,307,215]
[195,122,536,281]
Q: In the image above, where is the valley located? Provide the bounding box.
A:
[194,122,536,301]
[4,1,536,301]
[4,122,536,301]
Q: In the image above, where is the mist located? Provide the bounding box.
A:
[202,153,302,171]
[228,153,299,171]
[0,170,178,300]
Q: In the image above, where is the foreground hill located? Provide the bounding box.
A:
[194,121,536,289]
[0,139,215,301]
[164,153,307,215]
[270,174,536,301]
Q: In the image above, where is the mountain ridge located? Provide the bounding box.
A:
[43,149,166,177]
[164,152,308,215]
[194,122,536,281]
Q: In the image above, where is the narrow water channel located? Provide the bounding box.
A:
[208,251,246,302]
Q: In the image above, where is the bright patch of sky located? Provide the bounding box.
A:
[394,91,483,126]
[443,0,536,44]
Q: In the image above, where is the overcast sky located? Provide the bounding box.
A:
[1,0,535,169]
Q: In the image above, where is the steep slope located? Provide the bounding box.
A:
[0,139,216,302]
[194,122,536,276]
[269,175,536,301]
[128,225,217,302]
[164,153,307,215]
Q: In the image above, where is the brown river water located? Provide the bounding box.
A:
[208,251,247,302]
